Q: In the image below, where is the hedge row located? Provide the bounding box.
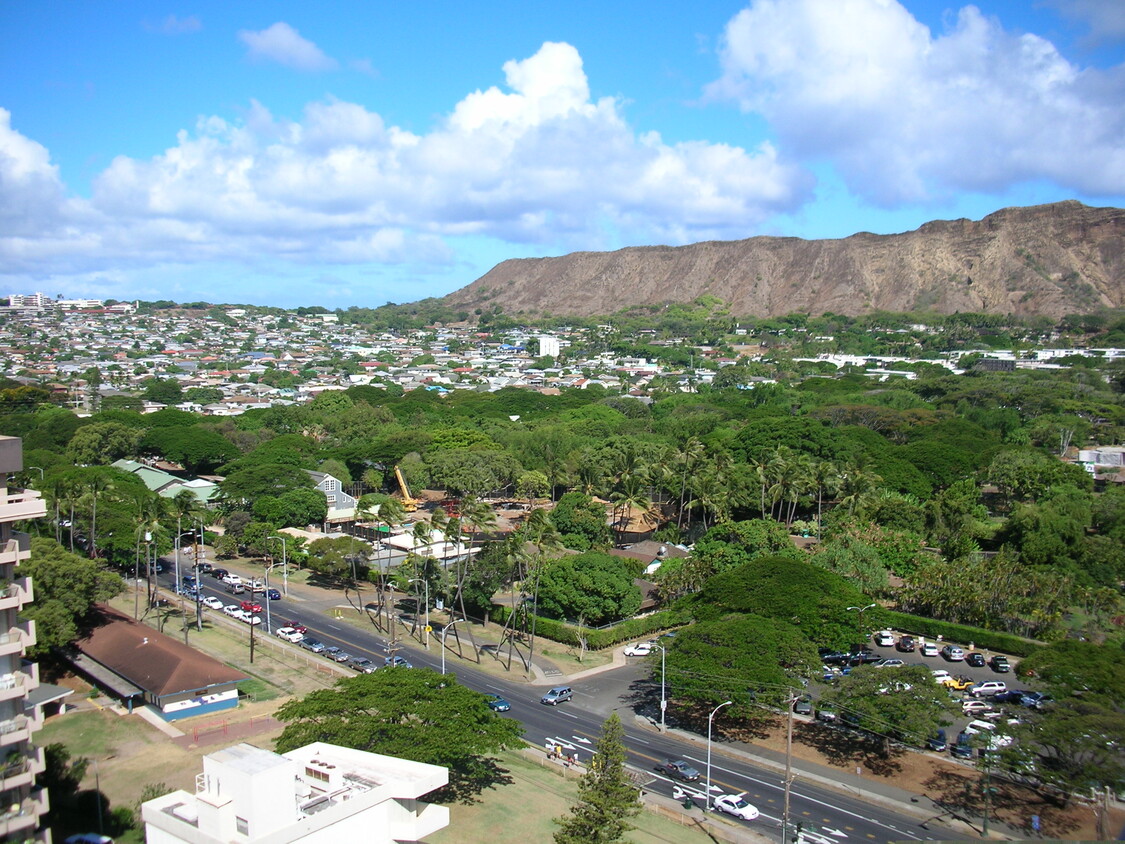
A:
[490,606,691,650]
[883,610,1043,657]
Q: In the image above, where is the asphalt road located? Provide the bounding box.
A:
[153,563,968,843]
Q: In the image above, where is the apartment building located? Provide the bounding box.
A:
[0,437,49,842]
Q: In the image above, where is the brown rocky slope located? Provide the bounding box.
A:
[444,201,1124,319]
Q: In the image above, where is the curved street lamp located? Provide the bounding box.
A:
[705,700,732,810]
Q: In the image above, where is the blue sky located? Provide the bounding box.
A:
[2,0,1123,309]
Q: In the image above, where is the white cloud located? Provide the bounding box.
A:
[0,42,812,297]
[238,22,338,72]
[1040,0,1125,43]
[146,15,202,35]
[707,0,1125,204]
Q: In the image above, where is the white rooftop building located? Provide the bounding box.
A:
[142,741,449,843]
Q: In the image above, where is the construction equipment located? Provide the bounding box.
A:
[394,466,418,511]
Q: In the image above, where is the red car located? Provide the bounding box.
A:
[240,600,263,614]
[287,621,308,634]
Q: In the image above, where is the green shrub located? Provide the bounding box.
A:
[491,606,691,650]
[883,610,1043,657]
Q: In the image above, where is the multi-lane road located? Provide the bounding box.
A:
[154,561,969,843]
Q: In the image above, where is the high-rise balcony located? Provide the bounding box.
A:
[0,533,30,567]
[0,787,48,836]
[0,577,33,613]
[0,664,37,703]
[0,621,34,658]
[0,490,45,524]
[0,745,44,791]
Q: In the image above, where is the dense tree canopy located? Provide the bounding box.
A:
[536,550,641,626]
[274,669,524,800]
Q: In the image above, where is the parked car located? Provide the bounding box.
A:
[484,693,511,712]
[927,729,948,752]
[896,636,916,652]
[266,588,281,600]
[962,699,993,715]
[275,627,304,643]
[298,637,326,653]
[241,613,261,626]
[951,738,974,759]
[941,645,965,661]
[384,656,412,668]
[966,652,986,667]
[713,792,760,821]
[989,655,1011,673]
[873,631,895,647]
[240,600,263,614]
[540,686,573,706]
[210,568,229,580]
[287,622,308,634]
[849,649,880,664]
[875,658,905,668]
[920,642,939,657]
[931,669,952,683]
[222,604,241,617]
[322,646,350,662]
[815,707,837,723]
[196,562,213,574]
[1020,691,1052,709]
[991,689,1025,704]
[820,651,851,666]
[623,641,654,657]
[655,759,700,782]
[202,596,225,610]
[794,696,813,716]
[964,719,997,736]
[346,655,376,673]
[971,681,1008,697]
[945,675,974,691]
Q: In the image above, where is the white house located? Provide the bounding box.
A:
[142,741,449,843]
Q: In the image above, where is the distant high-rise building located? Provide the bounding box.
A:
[0,437,49,840]
[5,293,48,311]
[538,335,561,358]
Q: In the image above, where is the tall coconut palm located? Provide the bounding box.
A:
[811,459,842,537]
[675,438,706,529]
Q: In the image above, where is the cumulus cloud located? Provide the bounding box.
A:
[1,42,811,292]
[146,15,202,35]
[707,0,1125,204]
[1040,0,1125,43]
[238,22,338,72]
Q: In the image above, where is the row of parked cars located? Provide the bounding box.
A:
[273,624,413,674]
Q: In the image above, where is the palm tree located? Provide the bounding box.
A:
[673,438,705,529]
[811,459,841,537]
[838,463,882,515]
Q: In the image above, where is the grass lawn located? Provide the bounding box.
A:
[428,750,716,844]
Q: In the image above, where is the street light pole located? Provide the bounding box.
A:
[409,577,430,649]
[440,619,464,675]
[782,691,798,843]
[655,643,667,731]
[706,700,732,811]
[271,535,288,596]
[846,602,877,645]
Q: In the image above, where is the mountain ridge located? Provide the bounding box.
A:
[443,201,1125,319]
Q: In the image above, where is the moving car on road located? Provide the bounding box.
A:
[202,596,225,610]
[484,693,511,712]
[275,627,303,643]
[655,759,701,782]
[347,655,376,673]
[540,686,573,705]
[713,792,760,821]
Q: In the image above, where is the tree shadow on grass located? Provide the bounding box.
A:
[922,766,1081,839]
[793,722,904,777]
[427,755,515,804]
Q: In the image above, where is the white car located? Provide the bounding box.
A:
[203,596,225,610]
[873,631,895,647]
[223,604,242,617]
[623,642,654,657]
[971,681,1008,697]
[931,669,952,683]
[964,719,997,735]
[275,626,304,643]
[713,792,760,821]
[242,614,262,626]
[875,658,905,668]
[221,573,242,586]
[920,642,939,657]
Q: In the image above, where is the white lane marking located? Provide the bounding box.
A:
[572,736,592,744]
[680,756,926,840]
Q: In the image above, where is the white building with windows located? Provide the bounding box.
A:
[538,335,561,358]
[142,741,449,843]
